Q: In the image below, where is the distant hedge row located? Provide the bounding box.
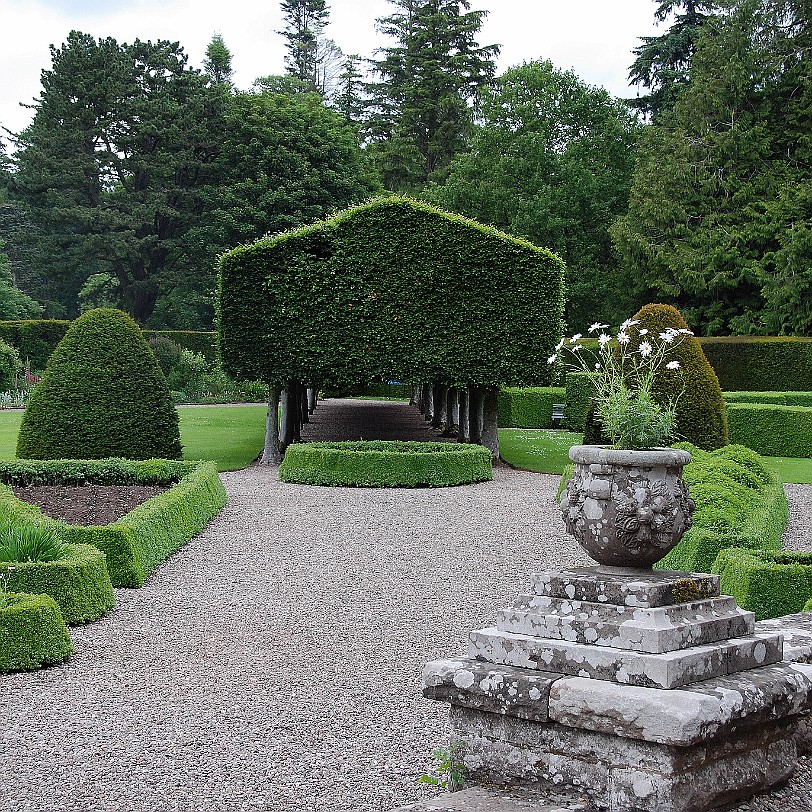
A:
[497,387,566,429]
[0,320,216,369]
[726,403,812,458]
[724,391,812,407]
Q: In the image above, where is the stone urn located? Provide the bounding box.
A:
[559,445,695,570]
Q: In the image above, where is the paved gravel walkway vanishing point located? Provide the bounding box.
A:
[1,399,810,812]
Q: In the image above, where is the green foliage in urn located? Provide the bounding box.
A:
[16,308,182,461]
[218,197,565,390]
[630,304,728,450]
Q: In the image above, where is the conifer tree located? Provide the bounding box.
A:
[278,0,331,92]
[203,33,234,87]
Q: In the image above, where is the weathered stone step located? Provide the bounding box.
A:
[468,627,783,689]
[497,594,754,654]
[530,568,720,608]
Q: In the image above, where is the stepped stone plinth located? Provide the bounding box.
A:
[423,567,812,812]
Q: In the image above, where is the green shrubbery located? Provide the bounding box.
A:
[0,592,73,672]
[498,387,566,428]
[16,309,182,460]
[0,458,227,587]
[563,372,592,433]
[713,549,812,621]
[279,441,493,487]
[700,337,812,392]
[656,444,786,573]
[726,403,812,458]
[724,391,812,407]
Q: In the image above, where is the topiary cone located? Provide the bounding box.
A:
[16,308,182,460]
[631,303,728,450]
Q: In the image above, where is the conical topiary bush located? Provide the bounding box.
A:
[16,308,182,460]
[630,303,728,450]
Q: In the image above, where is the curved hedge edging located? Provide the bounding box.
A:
[279,441,493,487]
[0,592,73,672]
[0,459,227,588]
[0,544,115,624]
[726,403,812,458]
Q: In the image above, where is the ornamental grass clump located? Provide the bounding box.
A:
[0,522,70,563]
[549,318,691,450]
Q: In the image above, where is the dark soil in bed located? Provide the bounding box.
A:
[11,484,169,526]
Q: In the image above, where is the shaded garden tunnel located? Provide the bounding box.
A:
[217,196,565,464]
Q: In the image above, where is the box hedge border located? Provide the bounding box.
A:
[0,459,227,587]
[0,592,73,672]
[724,391,812,407]
[712,549,812,621]
[279,440,493,488]
[726,403,812,458]
[0,541,115,624]
[498,387,566,429]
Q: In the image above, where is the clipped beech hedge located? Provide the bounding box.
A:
[0,541,114,624]
[498,387,566,429]
[219,197,565,390]
[564,372,592,433]
[0,459,227,587]
[700,337,812,392]
[0,592,73,672]
[656,444,786,573]
[726,403,812,458]
[713,549,812,620]
[724,391,812,407]
[279,441,493,487]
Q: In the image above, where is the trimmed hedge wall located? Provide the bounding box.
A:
[0,459,227,587]
[219,197,565,389]
[699,337,812,392]
[279,441,493,487]
[713,549,812,620]
[0,592,73,672]
[656,444,787,573]
[498,387,566,428]
[724,391,812,407]
[726,403,812,458]
[564,372,592,433]
[0,319,216,370]
[0,541,114,624]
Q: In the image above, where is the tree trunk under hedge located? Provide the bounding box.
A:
[307,388,317,415]
[280,384,296,450]
[468,385,484,445]
[424,382,434,421]
[300,383,310,425]
[458,388,469,443]
[481,387,500,460]
[441,387,458,437]
[431,383,447,429]
[261,384,282,465]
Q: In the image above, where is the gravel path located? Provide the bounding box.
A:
[0,399,809,812]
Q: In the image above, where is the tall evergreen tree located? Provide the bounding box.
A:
[278,0,331,92]
[366,0,499,191]
[628,0,718,119]
[203,33,234,87]
[613,0,812,335]
[334,54,366,124]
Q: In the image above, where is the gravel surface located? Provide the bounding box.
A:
[1,399,809,812]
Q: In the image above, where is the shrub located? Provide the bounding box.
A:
[563,372,593,433]
[498,387,566,428]
[0,592,73,672]
[804,597,812,612]
[725,403,812,458]
[0,337,21,389]
[147,335,183,376]
[16,308,182,460]
[0,458,226,587]
[0,541,115,624]
[0,522,70,562]
[724,391,812,407]
[713,549,812,620]
[279,441,493,487]
[656,444,786,573]
[699,337,812,392]
[0,320,70,370]
[141,331,217,360]
[630,304,728,450]
[166,349,208,398]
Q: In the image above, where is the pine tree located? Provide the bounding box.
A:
[366,0,500,191]
[334,54,366,124]
[278,0,331,92]
[629,0,718,119]
[203,33,234,87]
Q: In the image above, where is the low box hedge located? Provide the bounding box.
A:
[279,440,493,487]
[712,549,812,620]
[724,391,812,407]
[0,592,73,672]
[0,541,115,624]
[726,403,812,458]
[498,387,566,429]
[0,459,227,587]
[656,444,787,574]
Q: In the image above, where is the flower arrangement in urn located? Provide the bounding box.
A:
[552,318,696,571]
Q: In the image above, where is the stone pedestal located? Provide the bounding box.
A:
[423,568,812,812]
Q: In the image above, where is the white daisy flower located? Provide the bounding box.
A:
[617,332,630,345]
[639,328,648,335]
[666,360,681,370]
[555,338,565,351]
[588,322,609,333]
[620,319,640,330]
[639,340,653,357]
[547,354,557,365]
[598,333,612,346]
[659,331,675,343]
[569,333,583,343]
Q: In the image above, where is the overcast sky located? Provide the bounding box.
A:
[1,0,663,138]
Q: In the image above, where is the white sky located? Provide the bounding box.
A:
[0,0,662,138]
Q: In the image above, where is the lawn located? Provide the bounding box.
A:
[0,405,267,472]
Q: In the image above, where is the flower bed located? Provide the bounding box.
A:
[0,459,227,587]
[279,441,493,487]
[0,592,73,672]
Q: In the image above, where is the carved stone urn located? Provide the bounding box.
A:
[559,445,695,570]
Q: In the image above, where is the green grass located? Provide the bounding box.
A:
[0,406,266,472]
[762,456,812,485]
[498,429,583,475]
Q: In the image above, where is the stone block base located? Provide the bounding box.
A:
[450,706,800,812]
